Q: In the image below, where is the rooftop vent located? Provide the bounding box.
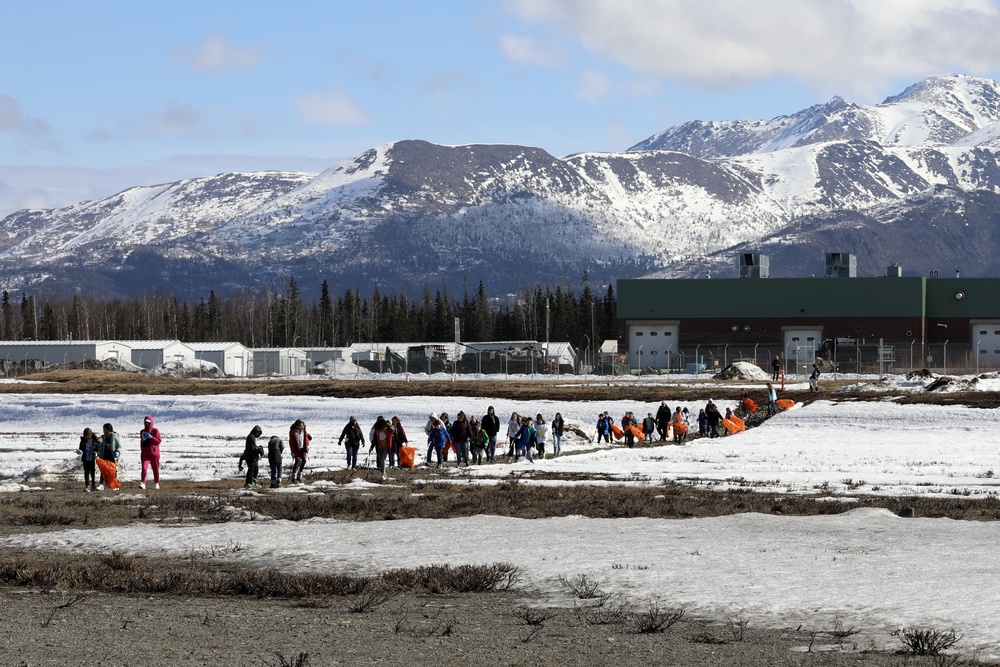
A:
[825,252,856,278]
[738,253,769,278]
[886,263,902,278]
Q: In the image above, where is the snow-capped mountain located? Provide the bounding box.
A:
[2,74,1000,296]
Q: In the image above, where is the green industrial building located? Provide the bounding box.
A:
[617,254,1000,374]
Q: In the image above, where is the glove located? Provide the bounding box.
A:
[238,466,244,473]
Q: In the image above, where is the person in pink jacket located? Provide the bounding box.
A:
[139,415,162,490]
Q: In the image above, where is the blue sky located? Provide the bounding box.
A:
[3,0,1000,216]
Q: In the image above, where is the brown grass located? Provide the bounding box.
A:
[0,548,518,599]
[1,479,999,538]
[4,369,1000,407]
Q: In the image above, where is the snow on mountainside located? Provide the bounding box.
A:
[632,74,1000,157]
[2,74,1000,296]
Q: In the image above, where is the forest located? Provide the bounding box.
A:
[0,273,618,353]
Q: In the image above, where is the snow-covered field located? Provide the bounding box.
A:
[1,373,999,658]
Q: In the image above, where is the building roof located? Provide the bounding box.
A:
[119,340,190,350]
[0,340,125,346]
[187,342,248,352]
[618,276,1000,320]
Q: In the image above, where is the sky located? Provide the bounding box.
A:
[3,0,1000,218]
[2,374,1000,656]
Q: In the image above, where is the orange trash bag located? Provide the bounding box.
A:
[398,446,416,469]
[610,424,624,440]
[775,398,795,410]
[95,458,121,490]
[742,397,757,413]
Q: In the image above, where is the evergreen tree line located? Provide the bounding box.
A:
[0,274,617,356]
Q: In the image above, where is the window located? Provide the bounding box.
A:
[980,330,988,335]
[635,331,644,336]
[649,331,658,336]
[664,331,672,337]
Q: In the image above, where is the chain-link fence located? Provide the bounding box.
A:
[620,342,1000,376]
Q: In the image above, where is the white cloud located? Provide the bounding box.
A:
[151,102,211,139]
[500,33,566,68]
[173,35,266,71]
[509,0,1000,93]
[290,88,369,126]
[0,94,54,142]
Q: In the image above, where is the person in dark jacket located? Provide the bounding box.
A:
[481,406,501,462]
[655,401,671,441]
[338,416,365,469]
[450,411,472,466]
[97,422,121,490]
[705,400,722,438]
[551,412,565,456]
[622,411,637,448]
[596,413,610,443]
[267,435,284,488]
[238,425,264,487]
[78,428,100,492]
[470,421,489,465]
[390,416,408,467]
[642,412,656,444]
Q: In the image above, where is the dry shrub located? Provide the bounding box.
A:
[632,599,685,634]
[578,593,630,625]
[890,627,962,655]
[381,563,519,593]
[559,573,604,599]
[345,587,395,613]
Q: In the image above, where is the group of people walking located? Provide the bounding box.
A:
[424,408,566,467]
[239,419,312,488]
[77,416,161,491]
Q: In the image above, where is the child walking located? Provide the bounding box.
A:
[78,428,100,492]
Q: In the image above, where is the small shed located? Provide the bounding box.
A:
[120,340,196,369]
[187,342,252,377]
[250,348,308,376]
[541,342,578,373]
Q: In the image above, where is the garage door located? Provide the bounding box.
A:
[972,322,1000,363]
[783,329,821,373]
[629,323,679,369]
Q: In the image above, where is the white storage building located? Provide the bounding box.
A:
[188,342,253,377]
[0,340,132,366]
[250,348,308,376]
[120,340,196,369]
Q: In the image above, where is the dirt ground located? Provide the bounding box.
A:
[0,587,940,667]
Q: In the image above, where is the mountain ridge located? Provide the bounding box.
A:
[2,74,1000,297]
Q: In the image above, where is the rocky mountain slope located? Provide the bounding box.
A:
[2,74,999,296]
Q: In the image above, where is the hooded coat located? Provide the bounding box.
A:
[140,415,162,461]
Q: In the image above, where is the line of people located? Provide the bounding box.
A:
[595,399,744,447]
